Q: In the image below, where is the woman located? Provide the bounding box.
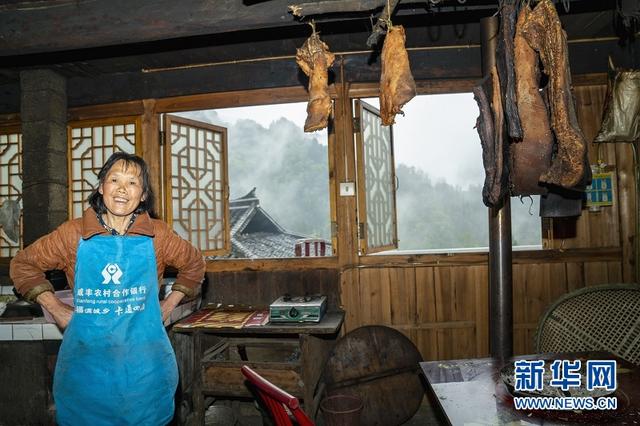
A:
[10,152,205,425]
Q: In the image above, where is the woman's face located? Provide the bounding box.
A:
[98,160,145,218]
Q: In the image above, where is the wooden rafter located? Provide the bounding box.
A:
[289,0,402,47]
[289,0,387,17]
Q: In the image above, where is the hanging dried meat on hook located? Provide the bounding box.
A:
[521,0,588,189]
[296,31,335,132]
[510,4,553,196]
[496,1,523,140]
[474,66,509,207]
[380,25,416,126]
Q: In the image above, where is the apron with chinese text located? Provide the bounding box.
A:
[54,235,178,426]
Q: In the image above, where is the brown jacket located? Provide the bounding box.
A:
[10,208,205,302]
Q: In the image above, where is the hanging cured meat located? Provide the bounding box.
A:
[510,5,553,195]
[474,66,508,207]
[380,25,416,126]
[521,0,587,189]
[296,31,335,132]
[496,1,523,140]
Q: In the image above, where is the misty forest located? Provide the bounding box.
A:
[178,108,541,252]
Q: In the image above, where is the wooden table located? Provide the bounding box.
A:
[420,353,640,426]
[171,310,344,425]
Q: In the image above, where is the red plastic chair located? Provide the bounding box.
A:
[241,365,314,426]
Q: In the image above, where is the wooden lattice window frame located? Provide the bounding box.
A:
[67,117,141,219]
[0,126,23,258]
[354,100,398,254]
[163,114,230,256]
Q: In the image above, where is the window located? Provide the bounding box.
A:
[68,118,139,219]
[0,128,22,257]
[356,94,541,253]
[173,102,332,259]
[354,100,397,254]
[163,114,229,256]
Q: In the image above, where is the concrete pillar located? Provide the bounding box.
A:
[20,69,68,246]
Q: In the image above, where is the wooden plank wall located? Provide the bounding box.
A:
[343,259,624,361]
[340,83,635,361]
[204,269,341,311]
[543,85,636,280]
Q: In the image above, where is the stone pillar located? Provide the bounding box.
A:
[20,69,68,246]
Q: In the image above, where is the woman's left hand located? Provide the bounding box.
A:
[160,291,186,322]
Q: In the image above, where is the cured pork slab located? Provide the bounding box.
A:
[474,66,508,207]
[296,32,335,132]
[496,1,523,140]
[521,0,587,189]
[510,5,553,195]
[380,25,416,126]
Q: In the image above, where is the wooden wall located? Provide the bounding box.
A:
[204,267,341,311]
[339,82,636,361]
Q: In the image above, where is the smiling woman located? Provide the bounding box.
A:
[9,151,205,425]
[90,153,151,235]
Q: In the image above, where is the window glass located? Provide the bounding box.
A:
[362,94,541,252]
[175,102,332,259]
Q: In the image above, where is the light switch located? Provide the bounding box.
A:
[340,182,355,196]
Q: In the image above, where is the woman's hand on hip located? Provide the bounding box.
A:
[36,291,74,329]
[160,290,186,322]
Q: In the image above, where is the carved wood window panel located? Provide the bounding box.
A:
[354,100,398,254]
[0,127,22,257]
[67,117,140,219]
[163,114,230,256]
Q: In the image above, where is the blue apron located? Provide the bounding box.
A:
[54,235,178,426]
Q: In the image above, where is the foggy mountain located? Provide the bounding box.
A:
[176,110,331,240]
[176,110,540,249]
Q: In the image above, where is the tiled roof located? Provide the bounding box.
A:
[214,188,331,259]
[233,232,303,258]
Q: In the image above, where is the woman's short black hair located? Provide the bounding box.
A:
[88,151,156,217]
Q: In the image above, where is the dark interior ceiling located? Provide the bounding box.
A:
[0,0,637,113]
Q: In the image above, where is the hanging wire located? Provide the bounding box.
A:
[385,0,394,29]
[493,0,505,17]
[308,19,317,35]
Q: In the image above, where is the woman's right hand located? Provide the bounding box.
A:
[36,291,74,329]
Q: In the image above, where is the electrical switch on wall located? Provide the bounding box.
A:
[340,182,355,196]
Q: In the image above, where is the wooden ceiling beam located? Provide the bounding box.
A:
[0,0,303,56]
[1,0,445,57]
[0,0,605,57]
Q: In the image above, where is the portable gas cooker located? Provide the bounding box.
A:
[269,294,327,323]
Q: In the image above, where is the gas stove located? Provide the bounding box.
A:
[269,295,327,323]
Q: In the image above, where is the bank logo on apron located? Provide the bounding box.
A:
[76,261,147,316]
[101,262,123,284]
